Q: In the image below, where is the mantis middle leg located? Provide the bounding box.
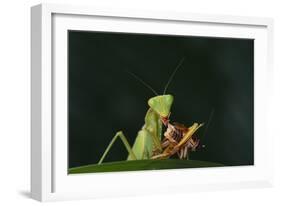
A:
[98,131,137,164]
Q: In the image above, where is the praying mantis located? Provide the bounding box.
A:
[98,58,204,164]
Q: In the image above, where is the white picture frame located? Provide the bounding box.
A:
[31,3,274,202]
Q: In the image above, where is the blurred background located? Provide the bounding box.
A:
[68,30,253,168]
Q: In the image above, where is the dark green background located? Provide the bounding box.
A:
[68,30,254,168]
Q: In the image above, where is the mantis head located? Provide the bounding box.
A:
[148,95,173,118]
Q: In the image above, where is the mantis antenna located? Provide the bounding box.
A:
[126,70,159,96]
[163,57,185,94]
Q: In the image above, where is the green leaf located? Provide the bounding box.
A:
[68,159,224,174]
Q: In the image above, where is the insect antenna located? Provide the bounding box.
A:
[163,57,185,94]
[126,70,159,96]
[201,108,215,141]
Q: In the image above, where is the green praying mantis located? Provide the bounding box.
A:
[98,58,204,164]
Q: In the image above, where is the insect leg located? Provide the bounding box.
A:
[98,131,137,164]
[183,145,189,160]
[179,148,184,159]
[151,153,170,160]
[161,139,170,148]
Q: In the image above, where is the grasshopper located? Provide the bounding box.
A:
[98,58,204,164]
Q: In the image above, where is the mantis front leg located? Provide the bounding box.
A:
[98,131,137,164]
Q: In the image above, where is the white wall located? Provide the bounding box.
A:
[0,0,280,205]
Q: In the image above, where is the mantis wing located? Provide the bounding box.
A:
[127,129,153,160]
[143,108,162,151]
[127,108,163,161]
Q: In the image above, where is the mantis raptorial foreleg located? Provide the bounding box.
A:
[98,131,137,164]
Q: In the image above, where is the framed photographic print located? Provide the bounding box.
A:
[31,3,274,201]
